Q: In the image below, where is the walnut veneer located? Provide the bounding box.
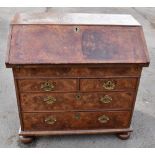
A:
[6,13,149,143]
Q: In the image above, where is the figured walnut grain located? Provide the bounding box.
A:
[20,92,134,111]
[23,111,131,131]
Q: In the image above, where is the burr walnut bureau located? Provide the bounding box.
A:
[6,13,149,143]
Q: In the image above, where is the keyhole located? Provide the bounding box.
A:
[74,27,80,33]
[76,94,81,100]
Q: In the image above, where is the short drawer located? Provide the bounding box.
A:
[23,111,131,131]
[17,79,77,92]
[80,78,137,92]
[20,92,134,111]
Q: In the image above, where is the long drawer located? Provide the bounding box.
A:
[13,67,141,78]
[22,111,131,131]
[20,92,134,111]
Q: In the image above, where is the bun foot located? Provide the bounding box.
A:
[19,136,34,144]
[116,132,130,140]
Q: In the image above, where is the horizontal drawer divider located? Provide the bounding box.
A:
[15,76,140,79]
[21,109,132,113]
[19,90,137,93]
[19,91,136,93]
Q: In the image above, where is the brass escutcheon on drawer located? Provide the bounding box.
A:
[45,116,56,125]
[41,81,55,91]
[74,113,81,120]
[100,95,112,104]
[43,96,56,105]
[102,80,116,90]
[98,115,110,124]
[74,26,80,33]
[75,93,81,100]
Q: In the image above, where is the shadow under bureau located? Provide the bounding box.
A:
[6,13,149,143]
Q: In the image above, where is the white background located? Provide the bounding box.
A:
[0,0,154,7]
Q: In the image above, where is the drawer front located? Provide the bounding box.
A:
[18,79,77,92]
[80,78,137,92]
[20,92,134,111]
[14,67,141,78]
[23,111,131,130]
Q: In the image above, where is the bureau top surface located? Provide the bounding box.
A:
[11,12,141,26]
[6,13,149,67]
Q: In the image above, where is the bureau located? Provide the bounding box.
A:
[6,13,149,144]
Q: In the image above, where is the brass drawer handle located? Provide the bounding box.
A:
[98,115,110,124]
[45,116,56,125]
[41,81,55,91]
[43,96,56,105]
[103,80,116,90]
[100,95,112,104]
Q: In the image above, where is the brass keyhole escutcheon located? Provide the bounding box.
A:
[103,80,116,90]
[43,96,57,105]
[41,81,55,91]
[98,115,109,124]
[45,116,56,125]
[100,95,112,104]
[75,94,81,100]
[74,26,80,33]
[75,113,81,120]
